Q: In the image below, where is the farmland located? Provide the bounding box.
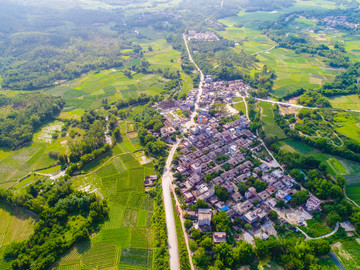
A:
[332,239,360,270]
[329,95,360,111]
[345,185,360,206]
[258,102,286,140]
[55,126,156,269]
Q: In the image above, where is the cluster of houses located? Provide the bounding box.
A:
[321,16,360,30]
[187,30,220,42]
[165,75,324,244]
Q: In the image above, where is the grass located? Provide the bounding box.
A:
[332,238,360,270]
[258,102,286,139]
[233,101,246,115]
[299,219,332,238]
[0,201,37,247]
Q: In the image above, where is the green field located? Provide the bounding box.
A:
[233,101,246,115]
[55,128,155,269]
[332,239,360,270]
[300,219,332,238]
[333,112,360,142]
[329,95,360,111]
[258,102,286,139]
[346,185,360,205]
[279,138,360,179]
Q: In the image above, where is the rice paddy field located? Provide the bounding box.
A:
[345,185,360,206]
[329,95,360,111]
[333,112,360,142]
[258,102,286,139]
[54,126,156,270]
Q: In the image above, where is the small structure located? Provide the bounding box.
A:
[306,195,321,211]
[144,175,157,187]
[213,232,227,244]
[198,208,212,232]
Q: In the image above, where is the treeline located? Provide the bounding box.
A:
[134,107,168,171]
[320,62,360,96]
[297,90,331,108]
[0,35,133,90]
[192,232,331,269]
[1,179,108,270]
[0,93,65,149]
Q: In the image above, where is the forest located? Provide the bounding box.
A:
[0,179,108,270]
[0,93,65,149]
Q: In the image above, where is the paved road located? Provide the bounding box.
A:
[329,252,347,270]
[162,140,181,270]
[161,34,204,270]
[255,97,360,114]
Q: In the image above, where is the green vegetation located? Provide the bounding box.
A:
[332,238,360,270]
[300,219,333,238]
[258,102,286,140]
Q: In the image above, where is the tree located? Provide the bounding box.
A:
[268,210,278,221]
[193,247,211,269]
[191,229,202,240]
[184,219,193,230]
[233,240,255,266]
[290,190,310,207]
[213,242,233,268]
[212,211,231,232]
[350,211,360,231]
[214,185,229,201]
[245,223,252,230]
[200,237,213,251]
[336,175,346,189]
[276,199,285,208]
[254,179,268,192]
[326,212,341,227]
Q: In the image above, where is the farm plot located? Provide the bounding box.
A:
[57,241,90,264]
[329,95,360,111]
[333,112,360,142]
[259,102,286,140]
[94,228,131,248]
[120,248,153,268]
[130,228,153,249]
[82,242,120,269]
[0,201,37,247]
[332,239,360,270]
[346,186,360,205]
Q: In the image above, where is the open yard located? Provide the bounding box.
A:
[258,102,286,139]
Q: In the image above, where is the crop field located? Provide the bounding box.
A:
[329,95,360,111]
[332,239,360,270]
[333,113,360,142]
[0,201,37,247]
[345,185,360,205]
[65,138,155,269]
[258,102,286,139]
[46,70,167,111]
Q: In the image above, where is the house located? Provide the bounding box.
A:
[229,145,237,157]
[198,208,212,232]
[272,169,284,179]
[222,182,234,193]
[191,163,202,174]
[306,195,321,211]
[144,175,157,187]
[198,116,208,125]
[245,187,257,199]
[160,127,169,138]
[234,200,253,215]
[184,191,195,203]
[276,190,288,201]
[257,190,270,202]
[244,208,267,224]
[213,232,227,244]
[231,192,243,203]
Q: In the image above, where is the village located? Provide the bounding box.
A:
[321,15,360,30]
[153,76,327,245]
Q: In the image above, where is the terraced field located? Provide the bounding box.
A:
[55,128,155,269]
